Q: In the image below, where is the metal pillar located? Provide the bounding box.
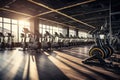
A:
[109,0,112,44]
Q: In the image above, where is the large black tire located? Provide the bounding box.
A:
[105,45,114,58]
[89,47,105,59]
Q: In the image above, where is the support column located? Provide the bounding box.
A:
[29,17,39,34]
[109,0,112,44]
[29,17,39,41]
[76,29,78,37]
[66,27,69,37]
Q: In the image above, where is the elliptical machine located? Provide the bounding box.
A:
[101,26,114,57]
[111,31,120,52]
[0,32,5,51]
[27,32,41,52]
[82,26,114,65]
[6,33,14,50]
[20,28,29,51]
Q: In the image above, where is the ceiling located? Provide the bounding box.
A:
[0,0,120,34]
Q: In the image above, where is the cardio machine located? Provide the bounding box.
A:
[27,32,41,52]
[0,32,5,51]
[6,33,14,50]
[20,28,29,51]
[111,31,120,52]
[82,26,114,65]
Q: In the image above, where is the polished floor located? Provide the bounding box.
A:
[0,46,120,80]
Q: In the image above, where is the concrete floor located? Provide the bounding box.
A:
[0,46,120,80]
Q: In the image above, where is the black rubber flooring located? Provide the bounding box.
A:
[0,46,120,80]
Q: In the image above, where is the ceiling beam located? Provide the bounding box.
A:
[4,0,17,7]
[57,0,96,10]
[0,8,88,32]
[82,16,108,21]
[111,11,120,15]
[0,8,32,17]
[71,8,109,17]
[86,21,105,24]
[39,17,75,28]
[0,0,16,8]
[28,0,96,29]
[28,0,95,18]
[39,17,89,32]
[61,16,108,24]
[112,21,120,23]
[63,20,75,24]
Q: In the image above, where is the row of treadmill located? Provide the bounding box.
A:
[20,28,94,51]
[0,27,120,69]
[21,27,120,69]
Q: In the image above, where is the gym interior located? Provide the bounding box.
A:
[0,0,120,80]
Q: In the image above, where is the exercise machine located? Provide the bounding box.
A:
[111,31,120,52]
[82,26,114,65]
[0,32,5,51]
[6,33,14,50]
[20,28,29,51]
[27,32,41,52]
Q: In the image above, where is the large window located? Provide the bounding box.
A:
[0,17,30,42]
[42,24,46,35]
[3,23,11,33]
[0,22,2,32]
[0,23,2,27]
[69,29,76,37]
[12,24,18,42]
[50,25,53,35]
[19,20,30,42]
[0,17,2,32]
[3,18,10,23]
[39,23,67,37]
[78,31,88,38]
[0,17,2,22]
[53,26,58,35]
[12,19,17,24]
[3,18,11,33]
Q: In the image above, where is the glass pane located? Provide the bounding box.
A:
[19,20,25,25]
[12,19,17,24]
[62,29,67,36]
[0,23,2,32]
[39,28,42,34]
[53,26,55,30]
[79,31,87,38]
[39,24,42,27]
[3,18,10,23]
[19,24,30,42]
[4,23,11,33]
[0,23,2,27]
[50,26,52,29]
[12,25,18,42]
[53,26,58,34]
[0,17,2,22]
[3,23,11,42]
[46,28,49,32]
[43,29,46,35]
[19,25,25,42]
[46,25,49,29]
[25,21,30,27]
[43,24,46,29]
[50,30,52,35]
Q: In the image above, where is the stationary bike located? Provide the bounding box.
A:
[82,27,114,65]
